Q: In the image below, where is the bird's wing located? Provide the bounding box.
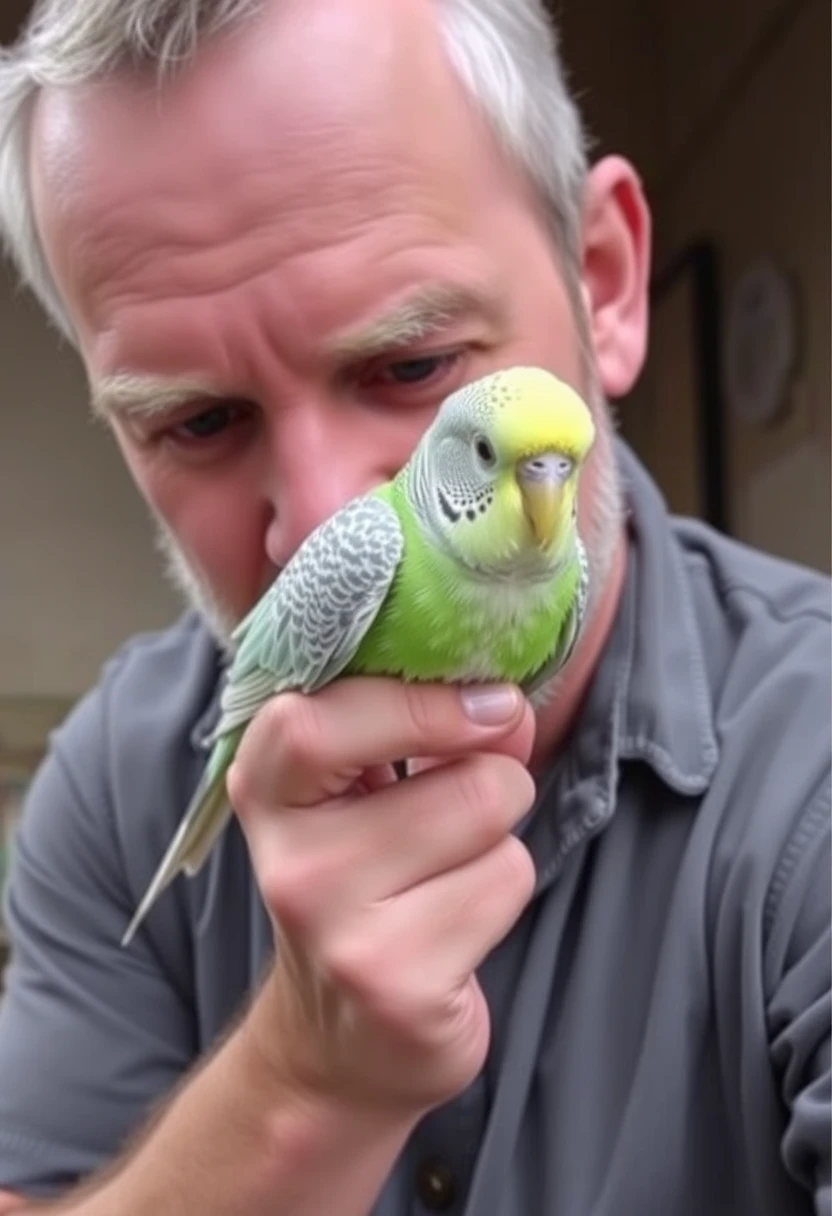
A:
[215,495,404,735]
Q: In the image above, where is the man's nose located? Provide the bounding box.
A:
[261,406,385,569]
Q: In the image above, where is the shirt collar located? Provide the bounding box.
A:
[613,440,719,790]
[525,439,719,891]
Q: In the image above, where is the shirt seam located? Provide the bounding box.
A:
[0,1124,60,1161]
[617,539,718,793]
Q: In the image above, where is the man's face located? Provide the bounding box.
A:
[29,0,633,640]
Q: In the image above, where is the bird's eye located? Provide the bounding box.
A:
[474,435,496,466]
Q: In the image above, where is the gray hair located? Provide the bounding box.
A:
[0,0,590,345]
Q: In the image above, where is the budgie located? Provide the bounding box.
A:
[122,366,595,946]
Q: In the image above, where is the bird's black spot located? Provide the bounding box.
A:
[438,489,460,523]
[466,508,476,522]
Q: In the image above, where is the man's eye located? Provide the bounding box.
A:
[379,352,460,385]
[170,403,247,442]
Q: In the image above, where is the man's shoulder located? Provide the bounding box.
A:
[673,520,830,896]
[48,611,221,824]
[95,608,220,708]
[61,610,219,739]
[676,517,829,743]
[678,521,829,727]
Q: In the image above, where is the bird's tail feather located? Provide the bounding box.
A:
[120,733,238,947]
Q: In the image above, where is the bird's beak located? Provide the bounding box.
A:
[517,455,562,547]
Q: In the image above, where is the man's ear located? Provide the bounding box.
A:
[578,155,652,399]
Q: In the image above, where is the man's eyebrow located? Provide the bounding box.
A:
[89,283,503,416]
[89,373,222,421]
[326,281,506,361]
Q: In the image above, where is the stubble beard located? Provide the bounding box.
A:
[154,521,241,654]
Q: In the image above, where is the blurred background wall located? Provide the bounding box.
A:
[0,0,829,711]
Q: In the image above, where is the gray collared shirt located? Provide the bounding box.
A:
[1,443,829,1215]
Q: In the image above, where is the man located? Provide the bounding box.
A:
[0,0,828,1213]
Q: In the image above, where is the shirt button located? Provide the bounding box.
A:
[415,1158,457,1211]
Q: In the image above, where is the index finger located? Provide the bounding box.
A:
[229,676,532,810]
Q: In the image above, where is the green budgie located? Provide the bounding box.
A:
[122,366,595,946]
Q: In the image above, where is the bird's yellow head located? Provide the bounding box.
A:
[410,367,596,575]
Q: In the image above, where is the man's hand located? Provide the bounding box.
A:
[230,677,537,1115]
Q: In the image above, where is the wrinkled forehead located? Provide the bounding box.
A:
[28,0,512,285]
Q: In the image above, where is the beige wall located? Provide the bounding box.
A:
[0,2,179,706]
[0,280,181,699]
[629,0,830,572]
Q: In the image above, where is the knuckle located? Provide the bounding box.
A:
[260,857,319,929]
[225,754,253,814]
[497,836,537,900]
[515,768,538,818]
[325,928,380,998]
[454,755,509,826]
[403,681,444,743]
[255,692,293,739]
[272,693,322,773]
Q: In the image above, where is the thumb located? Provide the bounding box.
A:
[406,697,536,776]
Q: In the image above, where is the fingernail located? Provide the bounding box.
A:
[460,684,520,726]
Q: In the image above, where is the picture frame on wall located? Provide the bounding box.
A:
[635,241,730,533]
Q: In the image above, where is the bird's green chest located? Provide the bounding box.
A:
[345,496,578,685]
